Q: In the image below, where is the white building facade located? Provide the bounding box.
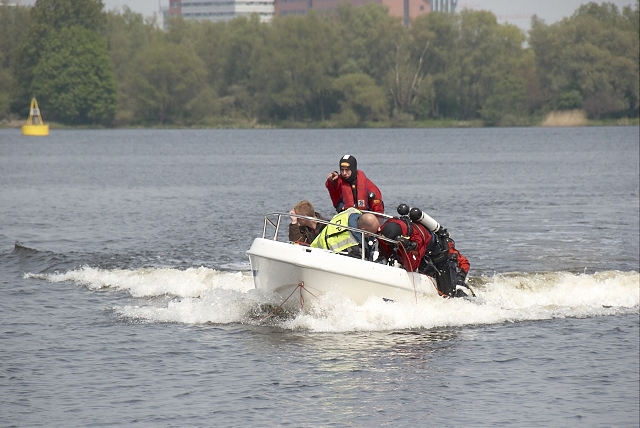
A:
[169,0,274,23]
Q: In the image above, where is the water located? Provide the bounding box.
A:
[1,127,638,427]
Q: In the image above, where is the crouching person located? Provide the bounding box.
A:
[378,204,473,298]
[378,217,431,272]
[310,208,379,260]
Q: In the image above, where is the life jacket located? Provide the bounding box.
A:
[339,170,374,210]
[311,208,361,253]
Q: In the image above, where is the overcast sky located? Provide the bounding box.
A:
[457,0,636,31]
[16,0,638,32]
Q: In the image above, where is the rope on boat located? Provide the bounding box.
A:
[258,282,319,321]
[397,242,420,303]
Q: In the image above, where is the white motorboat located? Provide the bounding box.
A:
[246,212,440,309]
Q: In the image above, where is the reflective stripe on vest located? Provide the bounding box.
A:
[311,208,360,252]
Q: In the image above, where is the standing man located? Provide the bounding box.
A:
[326,154,384,214]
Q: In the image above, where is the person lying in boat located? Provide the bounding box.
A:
[326,154,385,214]
[310,207,380,259]
[377,204,472,298]
[288,200,328,245]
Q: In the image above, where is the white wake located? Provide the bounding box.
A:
[28,267,639,332]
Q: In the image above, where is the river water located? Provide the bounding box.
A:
[0,127,638,427]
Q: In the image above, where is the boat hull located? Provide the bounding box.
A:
[247,238,438,308]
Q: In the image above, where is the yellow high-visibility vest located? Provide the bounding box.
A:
[311,208,361,253]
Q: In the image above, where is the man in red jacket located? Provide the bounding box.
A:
[378,217,431,272]
[326,154,384,214]
[378,209,472,298]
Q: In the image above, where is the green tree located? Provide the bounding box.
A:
[331,73,387,125]
[0,52,13,120]
[0,1,30,69]
[480,75,528,126]
[0,1,30,120]
[452,11,528,120]
[12,0,107,114]
[123,41,208,124]
[410,10,529,122]
[411,11,458,118]
[218,16,267,95]
[331,4,403,86]
[30,26,117,124]
[530,2,639,118]
[201,15,267,123]
[105,7,157,80]
[387,13,439,117]
[251,13,341,121]
[189,19,227,90]
[105,7,161,124]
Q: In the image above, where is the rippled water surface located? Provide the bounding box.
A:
[1,127,638,427]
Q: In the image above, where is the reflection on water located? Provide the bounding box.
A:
[243,326,461,371]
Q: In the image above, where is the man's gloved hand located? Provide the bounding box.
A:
[289,209,297,224]
[397,237,416,251]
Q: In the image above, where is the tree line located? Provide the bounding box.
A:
[0,0,638,127]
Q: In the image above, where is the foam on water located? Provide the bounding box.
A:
[28,266,253,297]
[28,267,639,332]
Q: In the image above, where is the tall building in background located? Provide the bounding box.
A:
[165,0,274,23]
[277,0,431,24]
[163,0,457,25]
[430,0,457,12]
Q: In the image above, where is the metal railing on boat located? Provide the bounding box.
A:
[260,211,399,261]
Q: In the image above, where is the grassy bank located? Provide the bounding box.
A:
[2,117,638,130]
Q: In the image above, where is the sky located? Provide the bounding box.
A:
[15,0,638,32]
[456,0,636,31]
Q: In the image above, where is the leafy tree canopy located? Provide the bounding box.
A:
[13,0,107,113]
[31,25,117,125]
[122,41,208,125]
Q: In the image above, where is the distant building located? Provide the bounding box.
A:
[166,0,274,23]
[430,0,457,13]
[278,0,429,25]
[277,0,457,24]
[164,0,457,25]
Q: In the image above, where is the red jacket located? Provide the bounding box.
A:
[449,243,470,274]
[326,170,384,213]
[378,218,431,272]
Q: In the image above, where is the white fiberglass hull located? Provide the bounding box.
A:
[246,238,439,308]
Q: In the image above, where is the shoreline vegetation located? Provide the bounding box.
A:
[1,1,638,129]
[2,111,638,130]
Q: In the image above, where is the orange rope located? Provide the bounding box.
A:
[258,282,319,321]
